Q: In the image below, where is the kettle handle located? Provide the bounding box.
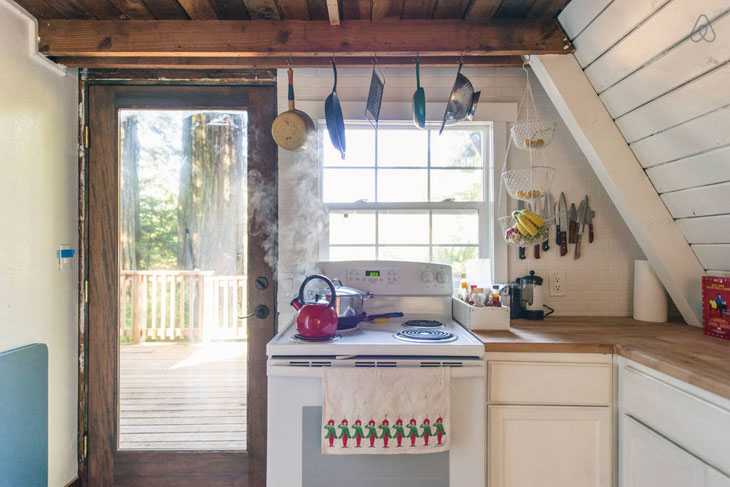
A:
[297,274,337,308]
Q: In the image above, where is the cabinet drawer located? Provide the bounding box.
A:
[488,361,612,405]
[622,365,730,476]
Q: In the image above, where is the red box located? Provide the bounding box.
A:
[702,276,730,340]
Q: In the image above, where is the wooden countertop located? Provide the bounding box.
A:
[474,317,730,400]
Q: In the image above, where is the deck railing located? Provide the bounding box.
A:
[120,270,247,343]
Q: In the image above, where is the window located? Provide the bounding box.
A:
[321,121,489,274]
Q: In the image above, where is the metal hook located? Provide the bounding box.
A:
[287,55,293,68]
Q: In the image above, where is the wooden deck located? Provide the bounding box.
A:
[119,342,247,450]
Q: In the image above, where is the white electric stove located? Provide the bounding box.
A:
[266,261,486,487]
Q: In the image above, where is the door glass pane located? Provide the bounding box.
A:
[118,110,248,451]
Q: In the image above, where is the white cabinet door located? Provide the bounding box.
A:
[622,416,705,487]
[488,405,612,487]
[707,467,730,487]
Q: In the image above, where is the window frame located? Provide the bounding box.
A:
[318,120,491,267]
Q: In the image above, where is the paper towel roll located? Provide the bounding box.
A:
[633,260,668,322]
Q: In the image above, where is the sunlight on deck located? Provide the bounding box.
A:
[119,342,247,450]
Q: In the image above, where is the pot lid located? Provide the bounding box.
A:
[321,283,370,297]
[520,270,543,285]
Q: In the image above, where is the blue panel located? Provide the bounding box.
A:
[0,344,48,487]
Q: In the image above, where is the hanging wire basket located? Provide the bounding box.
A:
[499,213,551,247]
[511,120,557,151]
[501,166,556,201]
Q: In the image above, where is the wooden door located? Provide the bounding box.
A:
[87,85,277,486]
[488,405,612,487]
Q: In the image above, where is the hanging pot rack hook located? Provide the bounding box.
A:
[522,55,531,73]
[287,55,293,69]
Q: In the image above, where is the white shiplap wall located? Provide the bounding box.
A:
[559,0,730,274]
[275,66,645,327]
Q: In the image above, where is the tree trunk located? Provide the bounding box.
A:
[120,115,140,270]
[178,113,246,275]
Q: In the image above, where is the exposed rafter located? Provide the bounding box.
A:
[326,0,339,24]
[37,19,573,59]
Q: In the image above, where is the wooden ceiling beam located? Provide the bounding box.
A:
[177,0,219,19]
[38,19,573,57]
[326,0,340,25]
[56,55,525,68]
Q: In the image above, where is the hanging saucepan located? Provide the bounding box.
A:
[271,68,315,151]
[439,63,481,134]
[412,60,426,130]
[325,60,346,159]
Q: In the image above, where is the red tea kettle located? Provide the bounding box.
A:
[290,274,339,338]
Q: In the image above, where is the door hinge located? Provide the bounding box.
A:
[84,280,88,303]
[83,433,87,460]
[84,126,89,149]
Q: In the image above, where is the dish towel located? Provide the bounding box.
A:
[322,367,451,455]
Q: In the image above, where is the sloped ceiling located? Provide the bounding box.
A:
[558,0,730,276]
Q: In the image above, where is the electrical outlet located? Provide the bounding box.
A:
[550,271,566,296]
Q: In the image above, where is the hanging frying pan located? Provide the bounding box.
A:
[412,60,426,130]
[325,60,346,159]
[272,68,315,151]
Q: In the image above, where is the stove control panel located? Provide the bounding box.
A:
[318,260,453,295]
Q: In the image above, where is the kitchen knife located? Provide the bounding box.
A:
[542,193,553,252]
[532,197,541,259]
[574,196,589,259]
[517,199,526,260]
[586,204,595,243]
[558,193,568,256]
[569,203,577,244]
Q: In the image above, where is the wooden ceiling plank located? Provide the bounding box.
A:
[465,0,502,20]
[526,0,567,18]
[107,0,156,19]
[177,0,219,19]
[325,0,340,24]
[142,0,190,19]
[308,0,328,19]
[12,0,65,19]
[275,0,309,19]
[494,0,536,18]
[56,55,525,68]
[342,0,373,19]
[76,0,124,19]
[243,0,281,18]
[208,0,251,19]
[371,0,403,19]
[38,19,573,56]
[47,0,95,18]
[402,0,436,19]
[432,0,471,19]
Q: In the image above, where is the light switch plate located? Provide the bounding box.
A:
[549,271,566,296]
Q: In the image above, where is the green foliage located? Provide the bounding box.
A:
[137,192,178,270]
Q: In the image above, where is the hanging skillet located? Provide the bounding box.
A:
[325,60,346,159]
[271,67,315,151]
[412,60,426,130]
[440,63,481,134]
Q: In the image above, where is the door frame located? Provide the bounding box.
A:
[79,75,277,486]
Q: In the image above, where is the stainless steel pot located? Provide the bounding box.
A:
[314,279,373,329]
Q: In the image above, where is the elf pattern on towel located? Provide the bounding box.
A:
[324,416,445,449]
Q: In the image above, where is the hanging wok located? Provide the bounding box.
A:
[325,60,346,159]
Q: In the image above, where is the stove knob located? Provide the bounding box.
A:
[437,270,448,283]
[421,270,434,282]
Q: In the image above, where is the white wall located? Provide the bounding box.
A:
[277,65,644,324]
[0,1,79,485]
[559,0,730,275]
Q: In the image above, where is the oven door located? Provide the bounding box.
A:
[266,358,485,487]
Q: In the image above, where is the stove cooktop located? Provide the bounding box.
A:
[267,314,484,358]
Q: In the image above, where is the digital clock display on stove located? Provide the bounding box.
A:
[365,270,380,277]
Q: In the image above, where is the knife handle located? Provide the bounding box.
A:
[589,224,594,243]
[574,234,582,259]
[534,245,540,259]
[542,238,550,252]
[519,246,526,260]
[555,225,561,245]
[560,231,568,256]
[569,220,576,243]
